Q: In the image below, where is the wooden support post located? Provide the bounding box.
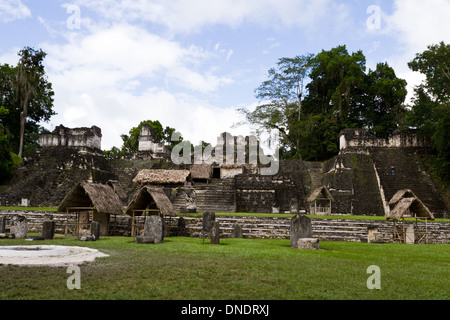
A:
[65,209,69,236]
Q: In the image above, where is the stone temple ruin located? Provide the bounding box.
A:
[0,123,448,244]
[39,124,103,156]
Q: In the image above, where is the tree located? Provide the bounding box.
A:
[14,47,55,157]
[304,45,367,125]
[0,106,14,183]
[105,120,184,158]
[238,54,313,159]
[406,42,450,183]
[408,41,450,103]
[0,48,55,158]
[301,46,368,160]
[364,62,408,137]
[239,45,408,161]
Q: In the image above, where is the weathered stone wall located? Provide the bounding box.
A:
[39,125,102,152]
[339,128,432,151]
[234,160,309,213]
[0,147,112,207]
[2,211,448,244]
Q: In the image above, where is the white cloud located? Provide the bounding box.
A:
[383,0,450,103]
[71,0,339,34]
[43,23,230,92]
[0,0,31,23]
[40,22,242,149]
[387,0,450,53]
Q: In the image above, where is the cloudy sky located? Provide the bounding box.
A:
[1,0,449,150]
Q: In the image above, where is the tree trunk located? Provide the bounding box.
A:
[18,91,29,158]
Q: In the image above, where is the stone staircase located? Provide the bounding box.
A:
[172,178,236,213]
[371,148,447,217]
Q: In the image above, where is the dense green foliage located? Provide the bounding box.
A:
[0,236,448,300]
[0,47,55,183]
[240,45,408,161]
[406,42,450,184]
[239,43,449,185]
[104,120,183,159]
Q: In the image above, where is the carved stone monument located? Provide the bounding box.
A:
[42,220,55,240]
[232,223,243,238]
[177,216,186,236]
[202,212,216,244]
[143,215,165,244]
[210,221,220,245]
[10,215,27,238]
[290,214,312,248]
[91,221,101,240]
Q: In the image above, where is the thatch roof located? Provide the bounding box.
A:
[125,186,178,216]
[132,169,190,185]
[106,180,128,201]
[386,197,434,220]
[58,182,124,215]
[389,189,418,206]
[191,163,212,180]
[307,186,334,203]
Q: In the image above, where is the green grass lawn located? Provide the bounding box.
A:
[0,236,448,300]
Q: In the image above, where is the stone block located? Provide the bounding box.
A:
[136,236,155,244]
[405,225,415,244]
[0,233,15,239]
[297,238,320,250]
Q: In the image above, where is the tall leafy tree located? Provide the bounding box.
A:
[364,62,408,137]
[406,42,450,183]
[0,106,14,183]
[304,45,367,125]
[106,120,184,158]
[238,54,313,159]
[13,47,55,157]
[408,41,450,103]
[240,45,407,161]
[301,45,368,160]
[0,47,55,158]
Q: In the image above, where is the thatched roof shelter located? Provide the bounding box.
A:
[132,169,190,185]
[190,163,213,180]
[307,186,334,203]
[125,186,178,217]
[389,189,418,206]
[387,197,434,221]
[58,182,123,215]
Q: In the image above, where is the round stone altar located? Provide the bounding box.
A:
[0,245,108,267]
